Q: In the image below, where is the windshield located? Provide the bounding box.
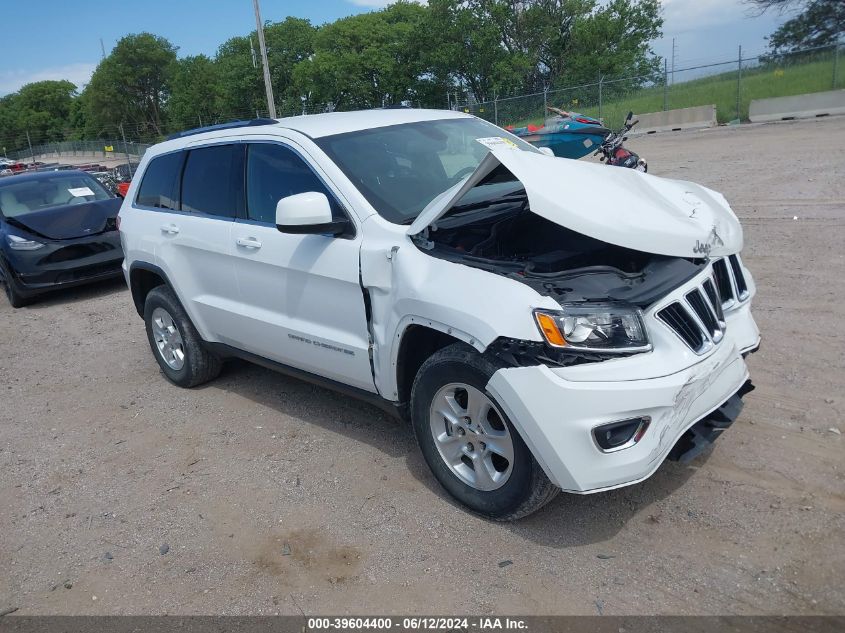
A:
[0,172,113,218]
[315,117,539,224]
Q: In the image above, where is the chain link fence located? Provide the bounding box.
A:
[456,43,843,129]
[3,43,842,164]
[2,99,344,163]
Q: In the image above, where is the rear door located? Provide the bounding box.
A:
[228,140,375,392]
[146,143,243,341]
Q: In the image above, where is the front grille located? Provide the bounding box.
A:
[658,303,706,352]
[702,278,725,323]
[728,254,748,298]
[712,255,749,307]
[658,274,726,354]
[55,261,122,283]
[686,288,722,341]
[713,258,733,304]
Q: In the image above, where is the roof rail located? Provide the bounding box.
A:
[166,118,278,140]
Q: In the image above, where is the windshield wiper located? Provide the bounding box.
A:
[448,190,527,214]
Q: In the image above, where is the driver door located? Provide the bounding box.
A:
[228,141,375,393]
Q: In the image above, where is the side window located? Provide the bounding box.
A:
[136,152,184,210]
[246,143,345,224]
[181,144,243,217]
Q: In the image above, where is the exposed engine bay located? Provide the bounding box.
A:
[416,192,707,308]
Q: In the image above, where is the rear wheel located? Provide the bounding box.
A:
[410,343,559,520]
[143,286,221,387]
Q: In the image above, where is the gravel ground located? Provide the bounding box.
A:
[1,116,843,616]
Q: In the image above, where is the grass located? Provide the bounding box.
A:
[501,52,842,129]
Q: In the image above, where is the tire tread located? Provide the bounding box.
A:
[144,286,221,388]
[411,342,559,521]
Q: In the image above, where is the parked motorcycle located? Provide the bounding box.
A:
[594,111,647,172]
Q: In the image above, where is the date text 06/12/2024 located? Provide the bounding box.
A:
[306,617,528,630]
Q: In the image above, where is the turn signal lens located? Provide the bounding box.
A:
[534,312,566,347]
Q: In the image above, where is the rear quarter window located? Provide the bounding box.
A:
[136,152,184,210]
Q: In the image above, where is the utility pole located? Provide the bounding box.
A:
[663,58,668,111]
[671,38,677,85]
[26,131,34,165]
[119,124,134,179]
[100,38,106,59]
[598,76,603,121]
[252,0,277,119]
[736,45,743,122]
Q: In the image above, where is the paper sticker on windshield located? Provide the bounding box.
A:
[68,187,94,197]
[475,137,519,151]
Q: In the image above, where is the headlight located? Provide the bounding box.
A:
[534,303,651,352]
[6,234,45,251]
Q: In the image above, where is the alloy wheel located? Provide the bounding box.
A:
[428,383,514,491]
[151,307,186,371]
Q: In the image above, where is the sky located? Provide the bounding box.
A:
[0,0,792,97]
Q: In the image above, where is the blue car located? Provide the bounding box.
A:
[508,108,610,159]
[0,170,124,307]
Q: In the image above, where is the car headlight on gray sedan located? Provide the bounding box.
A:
[534,303,651,353]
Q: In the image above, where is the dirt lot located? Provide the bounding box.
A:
[1,116,843,617]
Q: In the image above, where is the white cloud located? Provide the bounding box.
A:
[662,0,759,34]
[0,62,97,96]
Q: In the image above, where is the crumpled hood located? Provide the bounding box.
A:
[409,143,742,258]
[8,198,121,240]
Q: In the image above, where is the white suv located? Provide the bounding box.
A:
[119,109,760,520]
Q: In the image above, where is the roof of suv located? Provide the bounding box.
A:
[147,109,474,157]
[275,108,471,138]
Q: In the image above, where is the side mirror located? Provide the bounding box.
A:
[537,147,555,157]
[626,111,634,122]
[275,191,350,237]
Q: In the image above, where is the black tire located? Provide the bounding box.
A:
[143,285,221,388]
[410,343,559,520]
[1,262,32,308]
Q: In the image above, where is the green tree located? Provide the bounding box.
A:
[564,0,662,84]
[265,17,317,114]
[214,34,266,118]
[168,55,220,131]
[294,2,429,110]
[424,0,662,103]
[0,80,77,152]
[215,17,316,119]
[82,33,177,139]
[765,0,844,54]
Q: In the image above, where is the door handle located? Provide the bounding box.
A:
[236,237,262,249]
[160,223,180,235]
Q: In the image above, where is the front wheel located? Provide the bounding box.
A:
[410,343,559,520]
[1,262,32,308]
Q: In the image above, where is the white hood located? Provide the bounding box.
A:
[408,144,742,258]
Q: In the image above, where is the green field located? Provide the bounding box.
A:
[500,50,842,129]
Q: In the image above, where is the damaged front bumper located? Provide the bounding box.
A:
[486,297,760,493]
[4,232,123,297]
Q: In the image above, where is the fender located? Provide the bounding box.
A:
[360,226,556,400]
[128,260,178,317]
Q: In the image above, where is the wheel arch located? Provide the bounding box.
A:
[393,320,478,408]
[128,261,171,318]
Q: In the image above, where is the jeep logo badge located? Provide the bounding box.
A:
[693,226,724,256]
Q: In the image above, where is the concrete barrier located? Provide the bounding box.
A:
[749,90,845,123]
[630,105,717,134]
